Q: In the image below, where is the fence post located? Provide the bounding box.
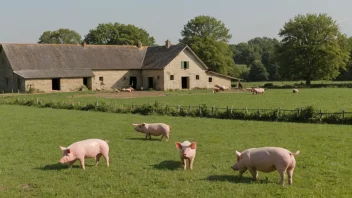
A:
[96,100,99,106]
[212,106,214,116]
[258,108,261,115]
[198,105,201,117]
[342,108,345,124]
[178,105,180,112]
[36,98,39,105]
[231,105,233,114]
[226,106,229,113]
[320,109,322,119]
[188,105,191,114]
[278,107,281,117]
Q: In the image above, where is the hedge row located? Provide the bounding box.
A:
[1,96,351,125]
[261,83,352,89]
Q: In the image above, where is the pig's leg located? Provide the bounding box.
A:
[145,133,148,140]
[160,135,164,141]
[248,168,258,181]
[102,152,110,167]
[68,160,76,168]
[287,168,294,185]
[277,169,286,186]
[79,158,85,170]
[95,154,102,167]
[189,157,195,170]
[238,167,247,178]
[181,157,187,170]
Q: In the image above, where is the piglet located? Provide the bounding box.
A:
[59,139,110,170]
[176,141,197,170]
[132,123,170,141]
[231,147,300,186]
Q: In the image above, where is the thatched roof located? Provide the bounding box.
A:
[142,45,208,70]
[14,69,94,79]
[1,43,232,80]
[206,71,242,80]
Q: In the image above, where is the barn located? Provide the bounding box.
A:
[0,40,239,93]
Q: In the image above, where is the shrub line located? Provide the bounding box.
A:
[0,97,351,125]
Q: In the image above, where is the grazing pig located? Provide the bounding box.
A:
[293,89,299,93]
[132,123,170,141]
[251,88,265,94]
[231,147,300,186]
[59,139,110,170]
[175,141,197,170]
[213,87,221,93]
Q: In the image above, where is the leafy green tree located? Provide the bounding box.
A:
[230,43,260,66]
[248,61,269,81]
[180,15,234,75]
[84,22,155,46]
[38,29,82,44]
[189,37,234,74]
[276,13,350,85]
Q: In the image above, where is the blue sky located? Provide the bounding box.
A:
[1,0,351,45]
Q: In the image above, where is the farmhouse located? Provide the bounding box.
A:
[0,40,239,93]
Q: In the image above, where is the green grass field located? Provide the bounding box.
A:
[0,105,351,197]
[7,88,352,112]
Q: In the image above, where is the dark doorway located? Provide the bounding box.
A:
[83,77,88,87]
[130,76,137,89]
[181,77,189,89]
[52,78,60,90]
[148,77,154,89]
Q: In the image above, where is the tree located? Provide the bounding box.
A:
[180,16,234,75]
[248,61,269,81]
[189,37,234,74]
[276,13,350,85]
[84,22,155,46]
[38,29,82,44]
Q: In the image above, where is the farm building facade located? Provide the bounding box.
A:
[0,40,238,93]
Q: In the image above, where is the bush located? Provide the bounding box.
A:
[0,98,349,125]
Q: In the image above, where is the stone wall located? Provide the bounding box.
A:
[92,70,141,90]
[163,48,231,90]
[140,70,164,90]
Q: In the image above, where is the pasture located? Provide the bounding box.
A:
[7,88,352,112]
[0,105,351,197]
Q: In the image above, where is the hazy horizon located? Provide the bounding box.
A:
[1,0,351,45]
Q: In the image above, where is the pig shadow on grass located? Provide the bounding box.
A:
[205,175,271,184]
[35,163,93,171]
[125,137,161,142]
[151,160,181,171]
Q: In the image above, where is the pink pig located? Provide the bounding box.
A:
[59,139,110,170]
[231,147,300,185]
[132,123,170,141]
[176,141,197,170]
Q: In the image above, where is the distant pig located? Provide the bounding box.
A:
[175,141,197,170]
[231,147,300,186]
[59,139,110,170]
[132,123,170,141]
[251,88,265,94]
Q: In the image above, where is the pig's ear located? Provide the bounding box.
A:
[141,123,146,126]
[66,148,71,154]
[59,146,66,151]
[190,142,197,149]
[175,142,182,149]
[235,151,241,158]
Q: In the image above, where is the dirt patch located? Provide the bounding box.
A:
[73,91,166,99]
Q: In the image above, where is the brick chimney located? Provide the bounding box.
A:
[137,41,142,48]
[165,39,171,49]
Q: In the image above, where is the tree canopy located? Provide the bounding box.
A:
[38,28,82,44]
[276,13,350,85]
[180,15,235,75]
[84,22,155,46]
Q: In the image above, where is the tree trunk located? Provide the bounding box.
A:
[306,79,311,86]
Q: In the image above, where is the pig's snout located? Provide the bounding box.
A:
[231,165,239,171]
